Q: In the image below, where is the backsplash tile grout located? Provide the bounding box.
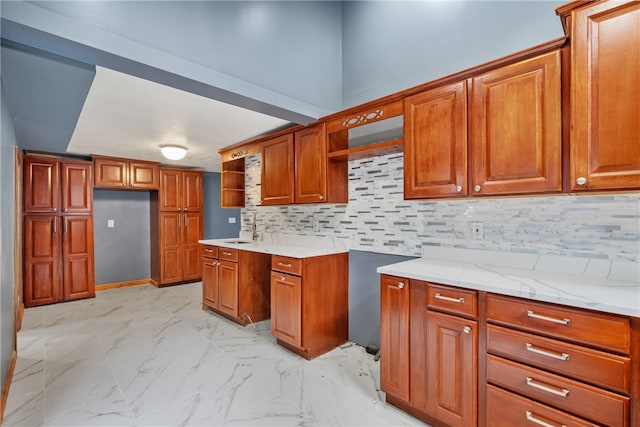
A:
[241,153,639,263]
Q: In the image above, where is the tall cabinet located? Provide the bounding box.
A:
[23,155,95,307]
[156,168,203,286]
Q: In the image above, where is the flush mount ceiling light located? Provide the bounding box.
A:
[160,145,187,160]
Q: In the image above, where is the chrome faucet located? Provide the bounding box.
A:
[252,212,258,241]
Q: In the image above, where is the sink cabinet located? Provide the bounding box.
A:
[201,245,271,325]
[271,252,348,359]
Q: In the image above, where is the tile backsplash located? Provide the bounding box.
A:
[241,153,640,263]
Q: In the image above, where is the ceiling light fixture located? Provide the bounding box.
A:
[160,145,187,160]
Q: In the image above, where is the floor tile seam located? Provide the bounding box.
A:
[131,390,206,424]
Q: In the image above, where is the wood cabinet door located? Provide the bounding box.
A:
[294,124,327,204]
[404,81,468,199]
[24,215,61,307]
[129,161,159,189]
[182,212,203,281]
[159,169,182,212]
[426,310,477,427]
[94,157,128,188]
[159,212,182,284]
[62,215,95,301]
[182,171,203,211]
[470,51,562,195]
[271,272,302,347]
[218,260,238,317]
[24,156,59,213]
[570,1,640,190]
[61,162,92,213]
[202,258,219,309]
[261,134,295,205]
[380,275,410,401]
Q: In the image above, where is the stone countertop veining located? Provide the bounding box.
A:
[199,232,348,259]
[376,247,640,318]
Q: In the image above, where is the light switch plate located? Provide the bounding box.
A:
[107,219,115,228]
[229,217,236,224]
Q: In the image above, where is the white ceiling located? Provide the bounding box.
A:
[67,66,291,172]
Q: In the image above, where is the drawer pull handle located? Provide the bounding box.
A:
[526,377,569,397]
[525,411,567,427]
[278,262,292,268]
[279,276,287,282]
[525,343,569,361]
[527,310,570,325]
[222,251,232,256]
[435,292,464,304]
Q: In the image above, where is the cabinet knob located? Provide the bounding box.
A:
[474,185,481,192]
[463,326,471,334]
[52,208,57,211]
[456,186,463,193]
[319,195,324,200]
[576,177,586,185]
[397,282,405,289]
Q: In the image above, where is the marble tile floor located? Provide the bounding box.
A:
[3,282,428,427]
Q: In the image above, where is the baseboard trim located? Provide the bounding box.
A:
[95,278,154,291]
[0,350,17,423]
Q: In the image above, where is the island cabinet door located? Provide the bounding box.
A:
[217,260,238,318]
[202,257,219,309]
[380,275,410,401]
[426,310,477,427]
[271,272,302,347]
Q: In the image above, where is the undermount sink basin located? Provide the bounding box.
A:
[223,240,252,244]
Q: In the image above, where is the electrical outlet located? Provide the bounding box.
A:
[228,217,236,224]
[472,223,484,240]
[313,220,320,232]
[107,219,115,228]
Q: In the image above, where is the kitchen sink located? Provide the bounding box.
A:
[223,241,252,244]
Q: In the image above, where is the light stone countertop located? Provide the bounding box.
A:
[199,232,348,259]
[377,247,640,318]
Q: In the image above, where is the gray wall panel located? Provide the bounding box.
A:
[349,250,415,347]
[93,190,151,284]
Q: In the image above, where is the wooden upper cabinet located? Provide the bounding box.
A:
[470,50,562,195]
[261,133,295,205]
[295,124,328,204]
[24,156,60,213]
[94,157,128,189]
[129,161,159,189]
[61,162,92,213]
[570,0,640,190]
[404,81,468,199]
[182,171,203,211]
[94,156,159,189]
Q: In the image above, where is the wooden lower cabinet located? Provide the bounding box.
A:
[24,214,94,307]
[380,276,639,427]
[201,245,271,325]
[270,252,348,359]
[159,212,203,285]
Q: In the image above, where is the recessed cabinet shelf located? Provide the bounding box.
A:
[221,158,246,208]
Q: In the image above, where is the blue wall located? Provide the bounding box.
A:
[93,190,151,284]
[0,83,17,401]
[341,1,565,108]
[203,172,240,239]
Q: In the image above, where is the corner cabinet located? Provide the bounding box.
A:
[23,155,95,307]
[156,168,203,286]
[568,0,640,191]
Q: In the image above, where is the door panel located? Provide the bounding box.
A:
[182,213,203,281]
[24,157,59,213]
[160,169,182,211]
[159,213,181,283]
[271,272,302,346]
[24,215,60,306]
[202,259,219,309]
[218,261,238,317]
[261,134,295,205]
[183,171,203,211]
[295,124,327,203]
[62,215,95,301]
[61,162,92,213]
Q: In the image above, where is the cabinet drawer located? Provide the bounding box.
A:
[218,247,238,262]
[487,324,630,394]
[487,355,629,427]
[487,384,599,427]
[272,255,302,276]
[202,245,218,259]
[486,293,631,353]
[427,283,477,318]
